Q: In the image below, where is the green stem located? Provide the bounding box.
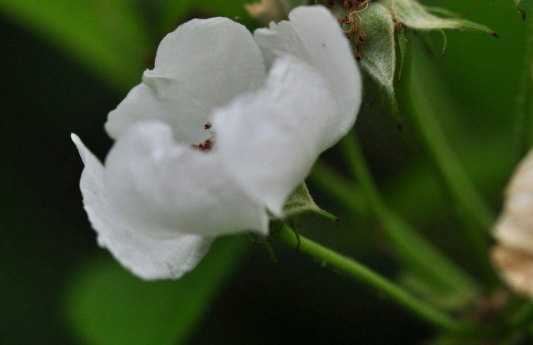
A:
[272,224,479,334]
[397,43,498,289]
[515,14,533,158]
[339,132,480,295]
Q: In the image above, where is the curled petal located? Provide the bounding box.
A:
[214,56,338,216]
[103,122,269,238]
[71,134,212,280]
[106,18,267,144]
[254,5,362,146]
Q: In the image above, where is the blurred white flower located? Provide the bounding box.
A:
[246,0,288,25]
[72,6,362,280]
[493,149,533,296]
[245,0,306,25]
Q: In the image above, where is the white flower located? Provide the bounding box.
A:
[493,149,533,297]
[72,6,362,280]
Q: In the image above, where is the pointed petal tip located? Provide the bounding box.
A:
[71,133,80,144]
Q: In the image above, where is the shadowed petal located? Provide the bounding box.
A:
[254,6,362,146]
[103,122,269,238]
[71,134,212,280]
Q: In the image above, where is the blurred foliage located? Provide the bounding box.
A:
[0,0,531,344]
[0,0,149,91]
[65,238,248,345]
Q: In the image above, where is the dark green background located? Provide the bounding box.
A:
[0,0,528,343]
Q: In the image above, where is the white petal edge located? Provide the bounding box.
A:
[254,5,362,147]
[106,17,267,144]
[214,56,338,216]
[103,122,269,238]
[71,134,212,280]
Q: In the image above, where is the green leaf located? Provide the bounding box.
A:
[280,182,339,223]
[0,0,149,91]
[379,0,495,36]
[65,236,248,345]
[358,3,400,124]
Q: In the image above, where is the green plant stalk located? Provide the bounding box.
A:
[272,223,479,335]
[339,132,479,296]
[515,13,533,158]
[396,43,498,290]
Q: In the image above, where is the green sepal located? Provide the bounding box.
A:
[359,3,396,103]
[259,237,279,263]
[423,6,466,19]
[396,28,409,82]
[439,30,448,57]
[379,0,496,36]
[358,3,402,128]
[275,182,339,224]
[246,232,279,263]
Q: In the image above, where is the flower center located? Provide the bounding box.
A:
[191,121,215,152]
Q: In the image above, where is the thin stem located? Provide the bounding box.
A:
[339,132,479,295]
[397,43,498,289]
[272,224,480,335]
[515,14,533,158]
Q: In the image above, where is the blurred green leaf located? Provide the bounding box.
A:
[399,271,476,312]
[65,236,249,345]
[0,0,149,91]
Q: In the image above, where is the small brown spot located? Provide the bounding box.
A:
[191,137,214,152]
[204,121,212,130]
[394,21,403,31]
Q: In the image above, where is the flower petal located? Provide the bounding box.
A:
[254,5,362,145]
[103,122,269,238]
[214,56,338,215]
[71,134,212,280]
[106,17,267,144]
